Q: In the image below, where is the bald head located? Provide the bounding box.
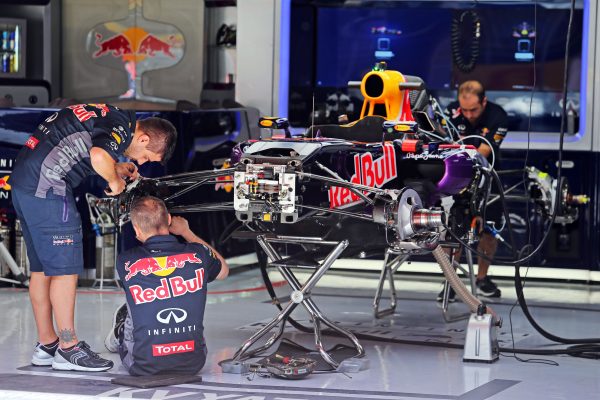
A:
[130,196,170,237]
[458,80,485,104]
[458,80,487,125]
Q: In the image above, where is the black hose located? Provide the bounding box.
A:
[451,10,481,73]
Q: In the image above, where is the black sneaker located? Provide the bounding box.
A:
[31,338,59,366]
[476,276,501,298]
[105,303,127,353]
[52,341,114,372]
[436,285,456,303]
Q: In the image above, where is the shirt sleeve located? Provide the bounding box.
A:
[90,110,133,161]
[197,244,222,283]
[115,252,128,287]
[480,108,508,165]
[485,112,508,148]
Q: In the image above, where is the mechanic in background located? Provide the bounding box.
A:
[10,104,177,371]
[105,196,228,376]
[439,81,508,301]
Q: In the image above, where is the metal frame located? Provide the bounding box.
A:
[373,246,477,322]
[221,234,368,373]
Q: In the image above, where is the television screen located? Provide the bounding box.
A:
[315,6,453,89]
[289,1,585,134]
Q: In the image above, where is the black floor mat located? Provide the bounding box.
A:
[259,339,359,371]
[111,374,202,388]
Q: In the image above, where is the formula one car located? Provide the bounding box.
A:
[96,64,488,253]
[96,65,584,250]
[88,63,589,368]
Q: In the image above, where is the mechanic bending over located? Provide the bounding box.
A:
[438,80,508,301]
[105,196,229,376]
[10,104,177,372]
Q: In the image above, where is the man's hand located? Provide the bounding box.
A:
[105,178,126,196]
[115,162,139,181]
[169,216,190,236]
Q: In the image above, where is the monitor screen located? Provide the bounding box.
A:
[315,6,453,89]
[289,1,585,134]
[454,5,583,92]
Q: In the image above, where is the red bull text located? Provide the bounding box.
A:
[328,144,397,208]
[129,268,205,305]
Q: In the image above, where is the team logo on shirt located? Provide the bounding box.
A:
[494,127,507,144]
[25,136,39,150]
[67,104,98,123]
[52,234,74,246]
[0,175,10,191]
[88,103,110,117]
[152,340,195,357]
[111,131,122,144]
[156,308,188,324]
[129,268,205,305]
[124,253,202,281]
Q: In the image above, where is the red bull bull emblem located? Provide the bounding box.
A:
[0,175,9,191]
[124,252,202,281]
[93,27,179,61]
[87,7,184,100]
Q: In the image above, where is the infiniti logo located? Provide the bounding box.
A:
[156,308,188,324]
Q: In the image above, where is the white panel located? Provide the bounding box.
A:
[62,0,130,100]
[142,0,204,103]
[236,0,276,115]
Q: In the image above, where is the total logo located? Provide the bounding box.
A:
[328,144,397,208]
[152,340,195,357]
[156,308,187,324]
[129,268,205,305]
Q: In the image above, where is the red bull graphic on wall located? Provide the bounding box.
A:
[86,2,184,100]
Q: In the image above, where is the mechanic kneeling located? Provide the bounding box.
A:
[105,196,229,376]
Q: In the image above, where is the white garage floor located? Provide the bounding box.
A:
[0,266,599,400]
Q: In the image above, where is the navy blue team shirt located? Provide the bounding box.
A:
[11,104,136,197]
[444,100,508,164]
[116,234,221,376]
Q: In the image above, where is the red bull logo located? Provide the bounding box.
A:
[88,103,110,117]
[328,144,397,208]
[124,252,202,281]
[0,176,9,191]
[93,27,177,62]
[129,268,205,305]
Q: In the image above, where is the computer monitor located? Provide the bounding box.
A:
[289,1,585,136]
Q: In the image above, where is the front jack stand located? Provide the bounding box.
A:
[463,303,499,363]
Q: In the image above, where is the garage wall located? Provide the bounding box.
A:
[236,0,289,116]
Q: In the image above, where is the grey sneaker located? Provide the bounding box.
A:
[105,303,127,353]
[31,339,59,366]
[52,341,114,372]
